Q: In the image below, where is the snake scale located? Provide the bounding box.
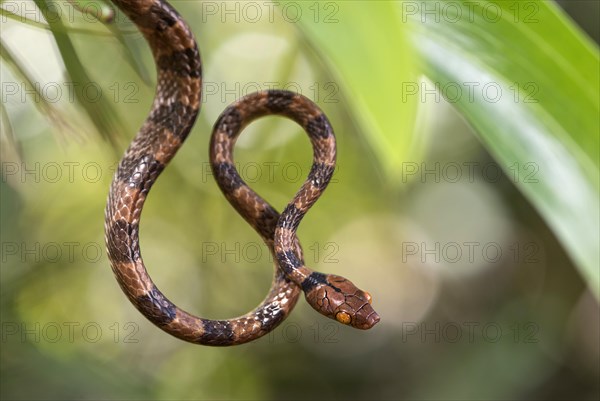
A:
[104,0,380,346]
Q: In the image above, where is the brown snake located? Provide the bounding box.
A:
[105,0,380,346]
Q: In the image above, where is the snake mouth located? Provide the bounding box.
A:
[352,309,380,330]
[365,311,381,329]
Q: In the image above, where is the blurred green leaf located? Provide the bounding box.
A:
[33,0,125,148]
[278,1,419,179]
[0,103,20,163]
[406,0,599,296]
[106,17,153,87]
[284,0,598,296]
[0,39,77,152]
[1,1,134,36]
[65,0,115,23]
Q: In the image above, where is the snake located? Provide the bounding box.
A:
[104,0,380,346]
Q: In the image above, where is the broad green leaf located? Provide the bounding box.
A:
[284,0,598,296]
[407,0,599,296]
[278,1,418,178]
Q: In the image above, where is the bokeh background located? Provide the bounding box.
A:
[1,1,598,400]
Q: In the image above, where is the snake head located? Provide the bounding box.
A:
[304,274,380,330]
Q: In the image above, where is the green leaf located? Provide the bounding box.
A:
[0,39,76,150]
[33,0,126,147]
[407,0,599,296]
[278,1,419,178]
[106,20,153,87]
[285,0,599,296]
[63,0,115,23]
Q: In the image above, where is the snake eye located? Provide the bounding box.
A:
[365,292,372,304]
[335,311,351,325]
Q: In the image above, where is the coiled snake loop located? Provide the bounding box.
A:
[104,0,379,346]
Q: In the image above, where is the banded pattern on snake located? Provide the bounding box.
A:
[105,0,379,346]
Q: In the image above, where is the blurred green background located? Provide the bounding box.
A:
[1,1,598,400]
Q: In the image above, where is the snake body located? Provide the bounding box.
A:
[105,0,379,346]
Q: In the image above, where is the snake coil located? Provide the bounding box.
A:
[105,0,379,346]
